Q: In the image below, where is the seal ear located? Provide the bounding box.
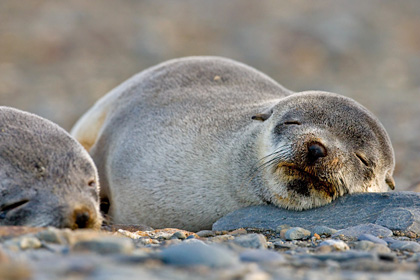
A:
[251,110,273,122]
[385,174,395,190]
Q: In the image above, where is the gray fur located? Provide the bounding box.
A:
[0,106,102,229]
[71,56,395,231]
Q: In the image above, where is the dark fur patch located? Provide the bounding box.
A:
[287,180,310,197]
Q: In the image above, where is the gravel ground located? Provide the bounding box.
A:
[1,225,420,280]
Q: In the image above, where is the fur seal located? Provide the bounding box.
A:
[0,106,102,229]
[71,56,395,231]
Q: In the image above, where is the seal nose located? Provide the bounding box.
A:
[308,142,327,161]
[74,210,90,229]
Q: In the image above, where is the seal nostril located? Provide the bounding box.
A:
[308,142,327,161]
[74,211,90,229]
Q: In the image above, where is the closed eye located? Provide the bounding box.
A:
[284,121,301,125]
[1,199,29,213]
[355,153,369,167]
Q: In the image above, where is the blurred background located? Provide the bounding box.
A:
[1,0,419,190]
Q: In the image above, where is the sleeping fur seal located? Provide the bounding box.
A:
[0,106,102,229]
[71,56,395,231]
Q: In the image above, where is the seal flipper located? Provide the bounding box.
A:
[71,90,121,152]
[386,174,395,190]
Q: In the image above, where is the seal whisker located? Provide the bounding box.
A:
[241,146,290,189]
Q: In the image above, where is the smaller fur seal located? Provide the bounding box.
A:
[71,56,395,231]
[0,106,102,229]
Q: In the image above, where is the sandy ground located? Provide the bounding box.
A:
[1,0,419,190]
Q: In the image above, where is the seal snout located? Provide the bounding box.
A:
[69,206,101,230]
[307,142,327,162]
[74,210,90,229]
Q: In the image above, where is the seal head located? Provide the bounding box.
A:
[0,106,102,229]
[255,91,395,210]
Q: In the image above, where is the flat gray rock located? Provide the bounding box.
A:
[160,241,239,267]
[212,192,420,233]
[331,224,392,240]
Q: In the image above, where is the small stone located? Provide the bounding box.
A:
[72,236,134,254]
[406,253,420,262]
[171,231,186,240]
[160,242,239,267]
[358,233,388,245]
[316,245,333,253]
[35,227,67,244]
[134,237,153,246]
[3,236,42,251]
[332,223,393,240]
[279,229,288,240]
[311,226,337,237]
[196,230,216,238]
[152,231,173,240]
[230,228,247,236]
[302,251,376,262]
[273,242,298,250]
[318,239,349,251]
[232,234,267,249]
[22,237,42,250]
[275,224,290,233]
[162,239,182,247]
[353,240,376,251]
[388,240,420,253]
[183,238,205,244]
[208,235,235,243]
[285,227,311,240]
[239,249,285,263]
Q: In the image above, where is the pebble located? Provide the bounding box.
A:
[72,236,134,254]
[162,239,182,247]
[332,223,393,240]
[388,240,420,253]
[353,241,391,253]
[171,231,187,240]
[232,233,267,249]
[311,226,337,237]
[160,241,239,267]
[319,239,349,251]
[285,227,311,240]
[35,227,67,244]
[19,237,42,250]
[208,235,235,243]
[196,230,216,238]
[302,251,377,262]
[4,237,42,251]
[230,228,247,236]
[240,249,285,263]
[272,241,298,250]
[275,224,290,233]
[358,233,388,245]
